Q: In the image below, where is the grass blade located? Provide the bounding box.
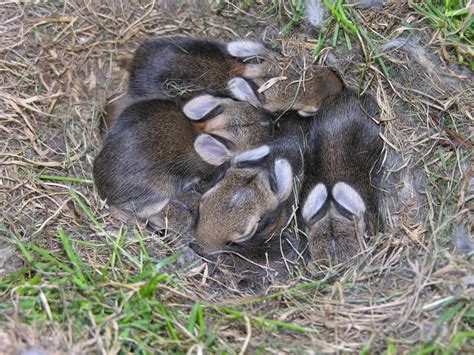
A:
[38,174,93,184]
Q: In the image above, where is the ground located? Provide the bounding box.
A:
[0,1,473,353]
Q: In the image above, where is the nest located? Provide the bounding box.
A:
[1,1,472,353]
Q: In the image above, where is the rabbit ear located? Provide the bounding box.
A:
[226,40,265,58]
[228,78,261,108]
[138,199,171,219]
[183,95,223,121]
[274,159,293,201]
[297,106,319,117]
[302,183,328,222]
[194,134,233,166]
[232,145,270,164]
[332,182,366,216]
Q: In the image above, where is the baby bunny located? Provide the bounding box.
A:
[102,37,342,133]
[100,37,268,131]
[227,39,343,116]
[127,36,342,115]
[191,112,310,255]
[93,95,272,231]
[127,36,267,101]
[228,63,343,117]
[300,90,383,265]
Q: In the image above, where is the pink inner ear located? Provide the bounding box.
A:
[194,134,232,166]
[302,183,328,222]
[332,182,366,216]
[228,78,261,108]
[297,106,319,117]
[183,95,221,121]
[232,145,270,164]
[226,40,265,58]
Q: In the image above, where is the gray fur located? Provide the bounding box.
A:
[93,97,272,230]
[300,90,383,264]
[192,112,310,252]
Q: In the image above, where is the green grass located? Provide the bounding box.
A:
[321,0,390,77]
[410,0,474,69]
[279,0,305,34]
[2,1,472,353]
[38,174,93,184]
[271,0,391,77]
[2,241,321,352]
[0,187,328,352]
[5,215,469,352]
[1,225,324,352]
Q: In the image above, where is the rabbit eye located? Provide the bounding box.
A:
[255,219,268,234]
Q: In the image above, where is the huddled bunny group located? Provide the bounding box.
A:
[93,36,383,271]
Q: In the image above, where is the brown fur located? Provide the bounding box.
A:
[195,166,281,250]
[240,50,344,115]
[300,90,383,265]
[256,65,343,115]
[93,98,272,229]
[192,112,309,254]
[100,37,261,133]
[128,37,246,100]
[101,94,131,134]
[147,189,201,234]
[190,100,272,150]
[305,205,366,265]
[105,37,343,134]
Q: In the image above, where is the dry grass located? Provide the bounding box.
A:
[1,1,473,353]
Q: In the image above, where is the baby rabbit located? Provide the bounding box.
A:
[127,36,343,116]
[127,36,266,101]
[191,112,310,255]
[147,188,202,234]
[102,37,342,134]
[93,95,272,231]
[100,37,268,131]
[300,90,383,265]
[228,64,343,117]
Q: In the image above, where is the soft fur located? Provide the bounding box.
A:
[93,97,272,231]
[128,37,246,100]
[300,90,383,265]
[230,64,344,115]
[192,112,310,253]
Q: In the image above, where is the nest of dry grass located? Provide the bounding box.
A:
[1,1,472,353]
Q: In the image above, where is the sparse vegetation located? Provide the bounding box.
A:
[410,0,473,68]
[1,1,472,353]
